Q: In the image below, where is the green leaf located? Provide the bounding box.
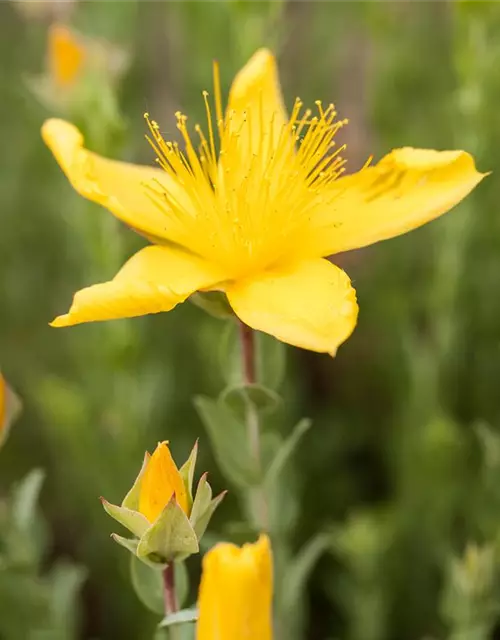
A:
[265,419,312,489]
[130,556,190,615]
[220,383,282,418]
[11,469,45,533]
[0,379,21,451]
[137,497,199,562]
[130,555,164,614]
[158,608,198,628]
[179,441,199,507]
[190,291,235,319]
[255,331,287,390]
[279,533,332,631]
[101,499,150,538]
[122,452,150,511]
[48,561,87,636]
[194,396,260,488]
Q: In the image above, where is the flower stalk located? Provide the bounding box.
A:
[239,321,269,532]
[162,563,180,640]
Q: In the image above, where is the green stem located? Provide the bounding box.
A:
[238,321,269,531]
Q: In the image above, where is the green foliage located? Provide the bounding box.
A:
[0,470,85,639]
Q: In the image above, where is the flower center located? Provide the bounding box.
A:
[144,68,348,277]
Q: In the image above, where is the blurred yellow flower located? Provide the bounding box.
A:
[48,23,86,89]
[139,441,189,522]
[196,534,273,640]
[42,49,485,354]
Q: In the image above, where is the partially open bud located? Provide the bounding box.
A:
[196,535,273,640]
[102,441,226,565]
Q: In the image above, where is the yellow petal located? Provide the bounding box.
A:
[197,535,273,640]
[48,24,86,88]
[51,245,226,327]
[226,48,287,156]
[306,148,486,257]
[41,118,190,244]
[138,442,189,523]
[227,259,358,354]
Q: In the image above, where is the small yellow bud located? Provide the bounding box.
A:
[48,23,86,89]
[196,535,273,640]
[138,441,189,523]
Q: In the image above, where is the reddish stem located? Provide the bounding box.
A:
[239,321,256,384]
[162,562,178,617]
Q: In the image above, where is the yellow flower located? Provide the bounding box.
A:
[48,23,86,89]
[42,49,485,354]
[138,441,189,522]
[196,535,273,640]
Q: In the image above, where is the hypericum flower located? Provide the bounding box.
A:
[196,535,273,640]
[102,441,225,564]
[42,49,485,354]
[0,373,21,450]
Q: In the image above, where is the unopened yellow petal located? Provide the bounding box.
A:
[305,148,486,257]
[41,118,191,245]
[197,535,273,640]
[227,259,358,355]
[226,48,287,156]
[48,24,86,88]
[138,442,189,523]
[51,245,226,327]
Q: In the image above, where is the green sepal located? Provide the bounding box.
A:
[220,383,282,419]
[111,534,165,568]
[101,498,150,538]
[159,608,199,628]
[190,473,212,526]
[195,395,260,488]
[190,291,235,319]
[194,490,227,540]
[137,496,199,562]
[179,440,198,508]
[122,452,150,510]
[190,472,226,539]
[111,533,140,556]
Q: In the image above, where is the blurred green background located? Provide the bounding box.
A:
[1,1,500,639]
